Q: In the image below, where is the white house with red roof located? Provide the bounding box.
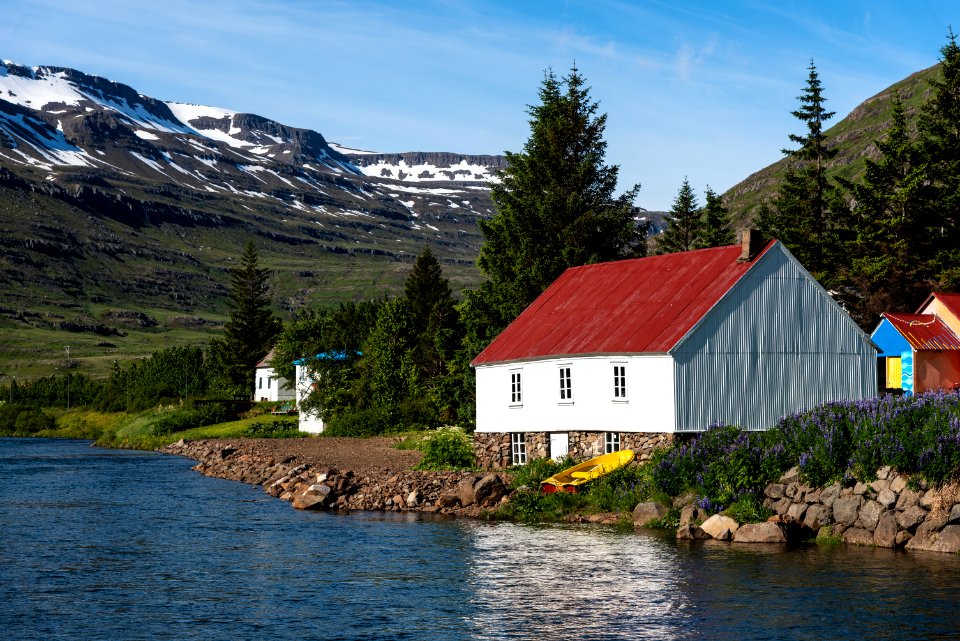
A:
[253,350,294,403]
[471,232,877,468]
[871,292,960,394]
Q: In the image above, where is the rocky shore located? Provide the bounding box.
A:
[654,465,960,553]
[159,438,511,517]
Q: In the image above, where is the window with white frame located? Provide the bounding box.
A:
[613,364,626,399]
[605,432,621,453]
[510,369,522,405]
[511,433,527,465]
[267,377,272,389]
[559,365,572,402]
[258,376,263,389]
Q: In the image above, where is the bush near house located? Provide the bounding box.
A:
[652,390,960,514]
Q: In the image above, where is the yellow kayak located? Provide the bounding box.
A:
[541,449,635,493]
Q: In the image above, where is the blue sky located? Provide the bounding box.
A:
[3,0,958,210]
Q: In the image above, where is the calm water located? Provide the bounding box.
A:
[2,438,960,640]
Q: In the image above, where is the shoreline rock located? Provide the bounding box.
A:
[160,439,509,518]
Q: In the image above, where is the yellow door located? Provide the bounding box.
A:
[886,357,902,389]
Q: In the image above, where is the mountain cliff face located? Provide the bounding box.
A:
[0,60,507,376]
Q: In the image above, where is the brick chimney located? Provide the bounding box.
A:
[739,228,764,262]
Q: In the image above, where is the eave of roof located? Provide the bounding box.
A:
[881,312,960,351]
[471,240,776,366]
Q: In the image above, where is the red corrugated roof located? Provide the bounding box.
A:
[472,241,776,365]
[926,292,960,320]
[882,313,960,351]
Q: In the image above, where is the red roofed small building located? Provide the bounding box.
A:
[870,293,960,395]
[471,232,877,468]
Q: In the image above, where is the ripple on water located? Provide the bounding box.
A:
[3,438,960,641]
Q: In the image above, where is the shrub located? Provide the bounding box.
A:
[245,419,303,439]
[414,426,475,470]
[324,407,395,437]
[152,403,229,436]
[0,404,56,435]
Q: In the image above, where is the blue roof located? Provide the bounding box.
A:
[293,350,358,365]
[870,318,911,357]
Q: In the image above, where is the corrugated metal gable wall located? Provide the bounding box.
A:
[672,245,877,431]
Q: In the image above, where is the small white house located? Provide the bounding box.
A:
[471,233,877,469]
[253,350,294,403]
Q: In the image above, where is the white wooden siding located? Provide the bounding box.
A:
[671,244,877,431]
[295,363,324,434]
[475,355,675,433]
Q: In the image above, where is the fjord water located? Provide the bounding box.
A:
[3,439,960,641]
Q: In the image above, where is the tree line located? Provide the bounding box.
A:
[6,33,960,433]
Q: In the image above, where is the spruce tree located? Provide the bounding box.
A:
[911,29,960,290]
[698,187,735,248]
[759,60,847,287]
[404,247,453,333]
[839,94,921,324]
[656,178,702,253]
[465,65,646,348]
[210,240,282,394]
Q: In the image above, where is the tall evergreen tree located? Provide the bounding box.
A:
[656,178,702,253]
[209,240,282,394]
[464,65,646,350]
[910,29,960,290]
[839,94,921,324]
[405,247,453,333]
[698,187,735,248]
[758,60,847,287]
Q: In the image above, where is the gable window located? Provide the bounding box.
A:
[510,369,522,405]
[559,365,572,402]
[511,433,527,465]
[613,364,626,400]
[605,432,621,453]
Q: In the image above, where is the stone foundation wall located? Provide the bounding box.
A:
[762,465,960,552]
[473,431,674,469]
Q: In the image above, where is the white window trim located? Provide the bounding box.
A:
[605,432,621,454]
[511,433,527,465]
[612,362,628,403]
[558,363,573,405]
[509,368,523,408]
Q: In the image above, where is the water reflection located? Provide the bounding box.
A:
[464,523,691,640]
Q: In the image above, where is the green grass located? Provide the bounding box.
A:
[20,407,308,451]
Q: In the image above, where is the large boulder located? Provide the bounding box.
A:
[292,483,332,510]
[819,484,841,508]
[858,500,884,532]
[802,504,831,530]
[843,527,874,546]
[700,514,740,539]
[896,505,927,531]
[877,489,897,510]
[905,524,960,553]
[679,505,700,527]
[474,474,508,506]
[633,501,670,526]
[874,511,898,548]
[733,522,788,544]
[832,495,863,527]
[676,524,710,540]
